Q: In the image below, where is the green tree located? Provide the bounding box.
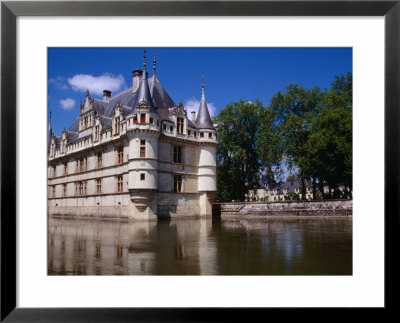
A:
[215,100,263,201]
[269,84,322,199]
[308,73,352,196]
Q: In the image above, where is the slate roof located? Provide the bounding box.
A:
[68,75,177,133]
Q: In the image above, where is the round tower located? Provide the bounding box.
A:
[195,73,217,216]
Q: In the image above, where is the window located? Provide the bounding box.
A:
[114,117,120,135]
[200,132,204,138]
[163,124,166,131]
[140,114,146,123]
[170,126,174,132]
[174,175,182,192]
[177,117,184,134]
[118,147,123,164]
[52,165,56,177]
[79,157,87,172]
[194,131,197,137]
[75,183,79,196]
[173,146,182,163]
[140,173,145,181]
[97,152,102,168]
[64,162,68,175]
[96,179,102,194]
[157,120,160,126]
[63,184,67,197]
[140,140,146,158]
[79,181,84,195]
[133,116,137,124]
[188,130,191,136]
[117,176,123,192]
[95,125,100,141]
[208,132,213,138]
[149,117,153,124]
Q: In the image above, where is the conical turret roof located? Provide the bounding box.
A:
[195,73,214,129]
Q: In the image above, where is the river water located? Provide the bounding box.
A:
[48,216,352,275]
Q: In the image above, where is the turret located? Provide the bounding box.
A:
[196,73,217,216]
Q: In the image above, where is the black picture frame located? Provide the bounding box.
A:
[1,1,398,321]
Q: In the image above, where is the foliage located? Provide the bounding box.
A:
[215,73,352,202]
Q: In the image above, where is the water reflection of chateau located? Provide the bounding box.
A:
[48,51,217,221]
[48,218,352,275]
[48,218,217,275]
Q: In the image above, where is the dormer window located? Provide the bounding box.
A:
[170,126,173,132]
[133,116,137,124]
[114,117,120,135]
[177,117,184,134]
[140,114,146,123]
[208,132,213,138]
[200,132,204,138]
[95,126,100,141]
[150,117,153,124]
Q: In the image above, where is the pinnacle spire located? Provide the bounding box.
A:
[153,52,156,76]
[201,71,205,101]
[143,49,146,73]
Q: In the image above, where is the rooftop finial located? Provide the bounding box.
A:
[153,52,156,76]
[143,49,146,71]
[201,71,205,101]
[49,109,52,123]
[86,89,90,97]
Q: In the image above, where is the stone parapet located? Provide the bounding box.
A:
[214,200,352,218]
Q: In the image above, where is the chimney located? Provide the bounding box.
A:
[191,111,196,122]
[103,90,111,101]
[132,69,149,93]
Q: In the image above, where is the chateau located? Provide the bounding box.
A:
[48,52,217,220]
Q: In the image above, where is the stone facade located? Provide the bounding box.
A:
[48,53,217,220]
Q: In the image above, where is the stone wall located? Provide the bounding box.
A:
[214,200,352,219]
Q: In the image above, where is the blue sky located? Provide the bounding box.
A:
[48,47,352,135]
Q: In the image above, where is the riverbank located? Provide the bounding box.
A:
[213,199,352,219]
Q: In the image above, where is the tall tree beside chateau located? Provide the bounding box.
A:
[215,100,263,201]
[308,73,353,196]
[269,84,323,199]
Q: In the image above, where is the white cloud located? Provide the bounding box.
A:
[184,97,216,119]
[49,76,69,90]
[59,98,76,111]
[67,73,126,96]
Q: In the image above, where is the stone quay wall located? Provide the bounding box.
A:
[213,200,352,219]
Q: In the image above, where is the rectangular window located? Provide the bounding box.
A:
[177,117,184,134]
[79,181,84,195]
[96,179,102,194]
[200,132,204,138]
[114,117,120,135]
[163,124,166,130]
[170,126,174,132]
[173,146,182,163]
[174,175,182,193]
[95,125,100,141]
[84,181,87,195]
[194,131,197,137]
[150,117,153,124]
[118,147,124,164]
[140,114,146,123]
[157,120,160,126]
[140,173,145,181]
[188,130,191,136]
[208,132,213,138]
[140,140,146,158]
[97,152,102,168]
[63,184,67,197]
[117,176,123,192]
[133,116,137,124]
